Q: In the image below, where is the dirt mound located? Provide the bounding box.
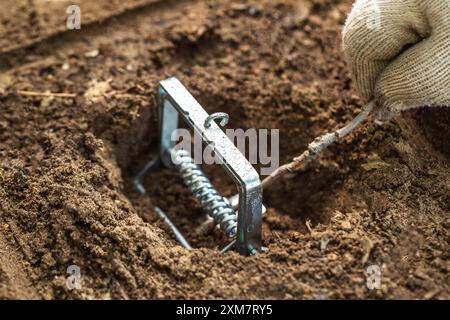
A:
[0,0,448,299]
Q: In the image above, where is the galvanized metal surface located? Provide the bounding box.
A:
[158,77,263,255]
[135,77,263,256]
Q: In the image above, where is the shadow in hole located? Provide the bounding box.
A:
[411,107,450,156]
[264,163,344,226]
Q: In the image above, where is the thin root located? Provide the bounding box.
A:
[262,100,375,190]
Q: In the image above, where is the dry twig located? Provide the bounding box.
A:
[17,90,76,98]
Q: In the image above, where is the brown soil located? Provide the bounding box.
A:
[0,0,448,300]
[0,0,160,54]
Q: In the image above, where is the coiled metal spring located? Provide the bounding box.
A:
[172,149,237,238]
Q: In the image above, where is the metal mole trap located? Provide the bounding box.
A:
[135,77,265,256]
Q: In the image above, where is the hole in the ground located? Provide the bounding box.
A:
[107,90,341,250]
[412,108,450,156]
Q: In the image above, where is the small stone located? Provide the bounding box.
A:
[41,252,56,267]
[62,63,70,70]
[340,220,352,231]
[361,153,390,171]
[85,49,99,58]
[40,96,54,109]
[240,44,251,53]
[84,79,111,102]
[230,4,248,11]
[248,7,258,15]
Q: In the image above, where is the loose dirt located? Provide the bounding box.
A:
[0,0,448,299]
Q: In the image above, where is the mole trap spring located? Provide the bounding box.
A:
[134,77,266,256]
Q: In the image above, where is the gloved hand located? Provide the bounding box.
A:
[342,0,449,119]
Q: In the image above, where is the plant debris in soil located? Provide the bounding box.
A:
[0,0,448,299]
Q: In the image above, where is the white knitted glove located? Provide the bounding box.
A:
[343,0,450,119]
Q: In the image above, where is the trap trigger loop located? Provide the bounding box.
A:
[204,112,229,128]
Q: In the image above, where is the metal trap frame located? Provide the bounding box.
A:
[134,77,264,256]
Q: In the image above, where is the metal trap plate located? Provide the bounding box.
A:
[136,77,263,256]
